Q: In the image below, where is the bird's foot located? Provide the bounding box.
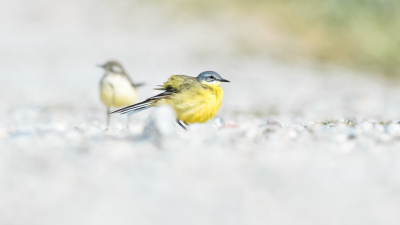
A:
[176,119,188,130]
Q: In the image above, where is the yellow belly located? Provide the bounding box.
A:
[100,74,137,108]
[158,85,224,124]
[176,101,221,124]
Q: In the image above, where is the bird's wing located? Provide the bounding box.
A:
[111,91,173,115]
[111,75,196,115]
[122,73,145,88]
[133,82,145,88]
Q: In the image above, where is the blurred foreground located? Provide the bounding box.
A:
[1,0,400,224]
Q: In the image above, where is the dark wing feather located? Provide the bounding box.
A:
[111,91,173,115]
[134,82,145,88]
[111,75,196,115]
[122,73,145,88]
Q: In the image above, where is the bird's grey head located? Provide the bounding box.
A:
[99,61,125,73]
[196,71,230,86]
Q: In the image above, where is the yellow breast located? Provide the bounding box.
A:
[100,73,137,108]
[167,84,224,124]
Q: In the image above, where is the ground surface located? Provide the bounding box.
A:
[1,0,400,224]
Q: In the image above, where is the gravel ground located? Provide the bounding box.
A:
[1,0,400,224]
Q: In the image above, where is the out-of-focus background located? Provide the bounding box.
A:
[1,0,400,224]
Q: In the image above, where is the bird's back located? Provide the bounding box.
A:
[155,75,224,124]
[156,75,199,92]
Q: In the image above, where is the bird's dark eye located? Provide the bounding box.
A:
[210,75,215,79]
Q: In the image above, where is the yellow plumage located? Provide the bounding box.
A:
[154,75,224,124]
[99,60,144,128]
[100,73,137,108]
[112,71,229,129]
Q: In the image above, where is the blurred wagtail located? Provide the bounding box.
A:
[99,61,144,128]
[111,71,230,129]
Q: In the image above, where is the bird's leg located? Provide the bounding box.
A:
[106,107,111,129]
[176,119,187,130]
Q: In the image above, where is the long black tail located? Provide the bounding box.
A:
[111,100,152,115]
[111,91,173,115]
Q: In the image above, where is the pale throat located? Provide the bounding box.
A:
[202,80,221,87]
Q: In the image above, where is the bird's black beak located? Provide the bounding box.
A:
[219,78,230,82]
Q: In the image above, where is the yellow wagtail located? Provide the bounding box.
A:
[111,71,230,129]
[99,61,144,128]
